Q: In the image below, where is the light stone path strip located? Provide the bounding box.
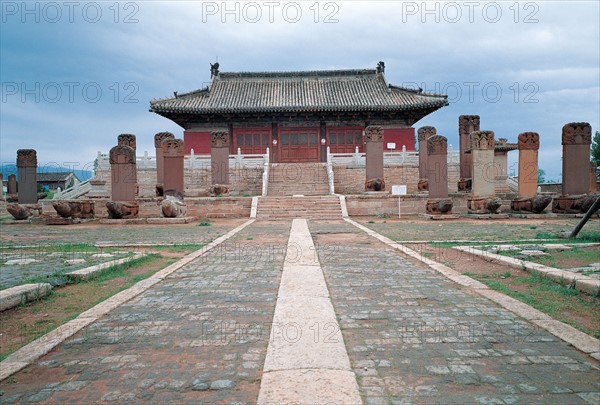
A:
[453,245,600,295]
[257,218,362,404]
[0,219,255,382]
[346,218,600,362]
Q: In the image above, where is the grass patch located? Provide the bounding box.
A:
[198,221,211,227]
[464,271,600,338]
[150,244,204,253]
[0,253,177,361]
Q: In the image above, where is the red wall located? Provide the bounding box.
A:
[383,128,415,151]
[184,131,211,154]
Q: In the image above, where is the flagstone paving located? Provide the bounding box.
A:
[0,221,289,404]
[1,219,599,404]
[309,220,600,405]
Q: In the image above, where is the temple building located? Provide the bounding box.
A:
[150,62,448,163]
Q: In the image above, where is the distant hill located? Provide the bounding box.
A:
[1,166,93,181]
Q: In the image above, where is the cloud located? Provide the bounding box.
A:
[1,0,598,182]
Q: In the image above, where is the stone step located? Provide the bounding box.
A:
[256,196,341,219]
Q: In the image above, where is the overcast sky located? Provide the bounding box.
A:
[1,0,598,181]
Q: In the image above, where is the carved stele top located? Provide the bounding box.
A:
[518,132,539,150]
[154,132,175,148]
[117,134,137,150]
[210,131,230,148]
[418,126,436,142]
[470,130,495,150]
[109,145,136,164]
[16,149,37,167]
[427,135,447,155]
[459,115,480,136]
[562,122,592,145]
[162,138,185,157]
[364,126,384,142]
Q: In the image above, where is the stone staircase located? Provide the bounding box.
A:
[256,196,342,219]
[267,163,330,196]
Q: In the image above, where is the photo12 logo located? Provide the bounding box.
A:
[1,1,140,24]
[402,81,540,104]
[399,1,540,24]
[200,1,340,23]
[2,82,140,104]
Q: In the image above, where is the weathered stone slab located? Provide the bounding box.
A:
[0,283,52,311]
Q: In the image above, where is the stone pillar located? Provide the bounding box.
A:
[458,115,480,191]
[590,163,598,193]
[117,133,137,150]
[154,131,175,196]
[417,126,436,191]
[425,135,453,215]
[364,126,385,191]
[562,122,592,195]
[162,138,185,196]
[16,149,38,204]
[553,122,594,213]
[106,145,138,219]
[467,131,501,214]
[210,130,230,195]
[7,174,17,195]
[517,132,539,197]
[511,132,551,213]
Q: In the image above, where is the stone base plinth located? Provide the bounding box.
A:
[6,203,42,220]
[511,195,552,214]
[425,198,453,215]
[106,201,139,219]
[365,178,385,192]
[467,196,501,214]
[552,194,597,214]
[99,218,146,225]
[417,179,428,191]
[53,200,95,219]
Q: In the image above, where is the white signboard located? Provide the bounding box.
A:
[391,185,407,195]
[387,142,396,150]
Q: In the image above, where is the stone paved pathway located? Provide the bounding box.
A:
[0,221,289,404]
[310,220,600,404]
[1,219,599,404]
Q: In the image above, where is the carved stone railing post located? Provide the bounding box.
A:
[511,132,551,213]
[210,130,230,196]
[553,122,595,213]
[417,126,436,191]
[425,135,453,215]
[154,131,175,196]
[106,141,138,219]
[364,126,385,191]
[467,130,501,214]
[16,149,37,204]
[117,133,137,150]
[458,115,480,191]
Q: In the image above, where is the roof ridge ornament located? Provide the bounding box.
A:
[376,61,385,73]
[210,62,220,79]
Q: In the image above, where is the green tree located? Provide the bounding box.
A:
[537,169,546,184]
[592,131,600,166]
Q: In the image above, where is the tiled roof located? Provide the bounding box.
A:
[37,172,76,182]
[150,69,448,115]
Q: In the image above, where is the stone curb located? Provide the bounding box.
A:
[345,218,600,360]
[0,283,53,312]
[67,254,145,280]
[454,246,600,296]
[0,219,256,382]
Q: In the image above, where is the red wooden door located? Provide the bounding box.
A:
[327,127,364,153]
[233,128,271,155]
[279,127,319,162]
